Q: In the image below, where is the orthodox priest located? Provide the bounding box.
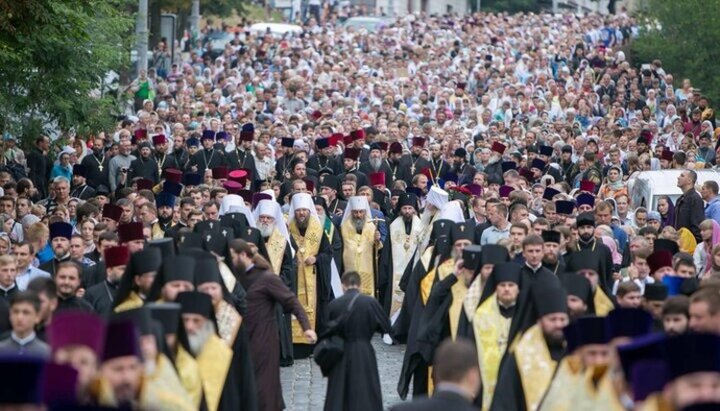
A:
[385,193,423,324]
[254,198,297,366]
[188,130,227,174]
[177,291,258,411]
[194,256,258,411]
[472,262,521,411]
[341,196,382,298]
[112,247,162,312]
[287,192,334,358]
[490,283,568,411]
[84,245,130,316]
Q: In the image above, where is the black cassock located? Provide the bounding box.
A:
[359,161,396,189]
[323,289,391,411]
[398,154,431,185]
[490,341,565,411]
[338,169,369,189]
[55,295,93,313]
[226,148,258,183]
[81,154,110,189]
[129,156,159,184]
[84,279,118,317]
[396,256,440,400]
[155,152,180,173]
[261,237,297,367]
[188,148,227,174]
[70,184,96,200]
[308,154,341,175]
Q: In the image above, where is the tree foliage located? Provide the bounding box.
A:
[631,0,720,104]
[0,0,134,143]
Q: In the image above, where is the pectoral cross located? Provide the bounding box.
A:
[410,164,415,174]
[98,165,103,172]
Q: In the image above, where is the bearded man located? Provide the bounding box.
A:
[287,193,334,359]
[253,198,297,366]
[340,196,382,299]
[384,193,424,326]
[360,142,394,187]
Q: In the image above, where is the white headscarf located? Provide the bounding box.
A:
[219,194,256,227]
[253,199,291,244]
[438,200,465,223]
[426,186,449,210]
[289,193,319,223]
[341,196,373,225]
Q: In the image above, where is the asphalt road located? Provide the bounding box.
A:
[280,336,406,410]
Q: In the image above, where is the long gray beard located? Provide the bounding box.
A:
[188,322,216,356]
[352,217,365,233]
[259,222,275,238]
[369,158,382,171]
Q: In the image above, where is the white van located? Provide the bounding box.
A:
[628,169,720,210]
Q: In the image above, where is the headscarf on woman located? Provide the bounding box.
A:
[659,195,676,229]
[601,235,622,266]
[678,228,698,254]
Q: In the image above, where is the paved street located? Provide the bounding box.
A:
[281,336,406,410]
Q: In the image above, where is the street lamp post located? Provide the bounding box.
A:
[136,0,148,76]
[190,0,200,35]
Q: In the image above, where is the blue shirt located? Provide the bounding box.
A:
[37,243,54,265]
[611,225,628,252]
[480,224,510,245]
[15,266,51,291]
[706,196,720,222]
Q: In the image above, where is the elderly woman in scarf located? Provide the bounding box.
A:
[598,165,627,200]
[694,219,720,277]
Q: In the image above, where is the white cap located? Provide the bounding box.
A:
[253,199,291,247]
[289,193,320,224]
[438,201,465,223]
[426,186,449,210]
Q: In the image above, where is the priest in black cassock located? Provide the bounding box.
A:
[339,147,369,188]
[490,283,568,411]
[39,222,73,276]
[323,271,392,411]
[84,245,130,316]
[81,137,110,189]
[227,124,259,178]
[318,175,346,217]
[398,137,431,185]
[397,220,454,400]
[129,142,159,184]
[70,164,96,200]
[152,134,180,172]
[308,136,342,175]
[177,291,258,411]
[112,247,163,312]
[415,222,476,370]
[360,142,395,188]
[564,212,614,292]
[188,130,227,174]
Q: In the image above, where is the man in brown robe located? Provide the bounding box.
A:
[230,238,317,411]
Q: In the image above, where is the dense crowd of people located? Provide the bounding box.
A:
[0,7,719,411]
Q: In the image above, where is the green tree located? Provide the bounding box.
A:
[0,0,134,143]
[631,0,720,104]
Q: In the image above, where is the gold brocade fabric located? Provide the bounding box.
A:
[289,217,323,344]
[420,259,454,306]
[196,334,233,411]
[143,354,195,411]
[113,291,144,313]
[436,263,468,341]
[341,219,378,297]
[266,228,288,276]
[218,261,236,292]
[151,222,165,240]
[537,355,584,411]
[513,324,558,411]
[637,394,673,411]
[594,288,614,316]
[568,364,625,411]
[175,346,202,409]
[473,294,512,411]
[216,300,242,347]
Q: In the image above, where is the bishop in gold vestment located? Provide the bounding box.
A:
[340,196,382,298]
